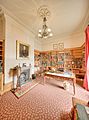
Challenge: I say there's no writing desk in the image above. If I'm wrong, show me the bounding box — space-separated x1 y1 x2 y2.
44 72 76 95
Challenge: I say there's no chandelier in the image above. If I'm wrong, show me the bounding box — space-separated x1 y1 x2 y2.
38 6 53 39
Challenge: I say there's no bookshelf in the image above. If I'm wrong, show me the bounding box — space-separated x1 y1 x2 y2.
0 40 4 93
34 43 85 73
34 50 41 67
81 43 85 69
64 50 73 70
0 40 4 73
57 52 64 71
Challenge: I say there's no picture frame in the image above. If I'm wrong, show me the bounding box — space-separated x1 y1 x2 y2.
53 44 58 50
16 40 30 59
58 43 64 51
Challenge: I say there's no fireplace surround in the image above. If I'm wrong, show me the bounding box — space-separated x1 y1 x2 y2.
12 65 31 88
18 67 30 86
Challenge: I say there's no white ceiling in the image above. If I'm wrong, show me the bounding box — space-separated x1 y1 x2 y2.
0 0 89 39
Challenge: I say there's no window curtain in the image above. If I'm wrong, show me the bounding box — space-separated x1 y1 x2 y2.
83 25 89 90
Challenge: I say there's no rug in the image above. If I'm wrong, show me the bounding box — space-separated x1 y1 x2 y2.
1 77 89 120
12 79 40 98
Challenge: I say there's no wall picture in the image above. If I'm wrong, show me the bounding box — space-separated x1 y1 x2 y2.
16 40 30 59
58 43 64 51
53 44 58 50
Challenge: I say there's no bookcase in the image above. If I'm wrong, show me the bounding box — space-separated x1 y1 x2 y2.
81 43 85 69
40 51 64 71
0 40 4 73
50 51 58 66
34 43 85 73
34 50 65 72
64 50 73 70
0 40 4 93
34 50 41 67
41 52 51 67
57 52 64 71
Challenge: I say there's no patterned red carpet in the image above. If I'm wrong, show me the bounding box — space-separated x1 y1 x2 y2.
0 78 89 120
13 79 40 98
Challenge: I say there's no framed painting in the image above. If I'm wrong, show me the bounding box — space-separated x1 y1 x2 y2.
16 40 30 59
58 43 64 51
53 44 58 50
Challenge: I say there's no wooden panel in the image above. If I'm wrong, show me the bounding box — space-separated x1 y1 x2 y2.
0 73 3 91
72 48 82 58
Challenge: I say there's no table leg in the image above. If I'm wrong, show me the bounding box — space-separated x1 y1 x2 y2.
73 78 76 95
43 76 46 85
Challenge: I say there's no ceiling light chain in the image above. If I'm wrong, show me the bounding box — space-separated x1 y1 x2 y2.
38 6 53 39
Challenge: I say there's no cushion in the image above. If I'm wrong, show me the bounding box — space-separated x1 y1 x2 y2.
76 103 89 120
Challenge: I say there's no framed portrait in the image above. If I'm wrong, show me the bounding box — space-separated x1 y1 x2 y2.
16 40 30 59
53 44 58 50
58 43 64 51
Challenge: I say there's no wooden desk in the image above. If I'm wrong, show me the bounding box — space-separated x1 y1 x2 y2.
44 72 76 95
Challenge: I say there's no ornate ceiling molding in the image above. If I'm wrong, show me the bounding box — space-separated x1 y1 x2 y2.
0 7 4 16
37 5 51 19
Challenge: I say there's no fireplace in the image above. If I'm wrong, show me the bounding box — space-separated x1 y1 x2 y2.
18 68 30 86
11 66 31 88
17 66 31 87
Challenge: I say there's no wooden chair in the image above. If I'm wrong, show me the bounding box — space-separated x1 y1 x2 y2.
72 97 89 120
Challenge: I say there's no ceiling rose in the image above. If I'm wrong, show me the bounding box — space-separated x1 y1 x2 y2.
37 5 51 19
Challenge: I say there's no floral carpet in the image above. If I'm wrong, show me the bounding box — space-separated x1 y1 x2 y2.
0 78 89 120
13 79 41 98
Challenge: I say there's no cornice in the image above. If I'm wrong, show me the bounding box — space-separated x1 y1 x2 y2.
41 30 84 44
0 4 88 44
81 5 89 31
0 5 35 36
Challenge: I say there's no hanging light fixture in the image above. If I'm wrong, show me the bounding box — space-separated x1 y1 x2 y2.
38 6 53 39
